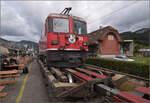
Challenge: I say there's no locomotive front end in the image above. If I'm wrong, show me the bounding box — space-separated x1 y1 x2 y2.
39 12 88 68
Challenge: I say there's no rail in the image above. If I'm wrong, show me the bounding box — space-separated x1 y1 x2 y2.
84 64 150 83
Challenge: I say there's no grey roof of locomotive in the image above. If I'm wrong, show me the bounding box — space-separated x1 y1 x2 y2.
48 13 86 22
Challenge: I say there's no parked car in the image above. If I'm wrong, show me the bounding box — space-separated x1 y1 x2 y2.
113 55 135 62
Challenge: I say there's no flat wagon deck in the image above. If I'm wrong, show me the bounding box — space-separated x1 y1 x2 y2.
38 58 150 102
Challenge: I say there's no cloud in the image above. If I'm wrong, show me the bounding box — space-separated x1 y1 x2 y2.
1 1 38 41
99 1 150 32
0 1 149 42
87 1 150 32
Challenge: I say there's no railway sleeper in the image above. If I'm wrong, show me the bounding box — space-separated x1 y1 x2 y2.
75 68 107 79
66 69 95 81
66 68 114 88
51 67 68 82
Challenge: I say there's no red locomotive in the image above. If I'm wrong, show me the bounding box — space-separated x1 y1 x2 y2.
39 7 88 68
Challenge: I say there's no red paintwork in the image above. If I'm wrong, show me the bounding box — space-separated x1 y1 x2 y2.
72 75 86 83
100 33 120 55
82 70 107 79
71 71 95 81
134 86 150 95
69 18 73 33
118 92 150 103
39 15 88 51
112 96 125 103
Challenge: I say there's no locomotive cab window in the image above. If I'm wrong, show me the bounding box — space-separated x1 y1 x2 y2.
47 18 53 32
73 20 86 35
53 18 69 33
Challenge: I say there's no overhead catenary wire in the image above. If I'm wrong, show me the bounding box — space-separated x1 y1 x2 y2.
88 1 139 26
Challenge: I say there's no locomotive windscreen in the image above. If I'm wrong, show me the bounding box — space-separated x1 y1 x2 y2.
73 20 86 35
53 18 69 33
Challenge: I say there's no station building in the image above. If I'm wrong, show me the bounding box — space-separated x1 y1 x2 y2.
88 26 133 58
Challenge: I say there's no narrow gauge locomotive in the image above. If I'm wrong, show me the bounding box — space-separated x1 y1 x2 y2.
39 7 88 68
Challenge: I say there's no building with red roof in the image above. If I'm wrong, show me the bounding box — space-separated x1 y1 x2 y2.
88 26 123 58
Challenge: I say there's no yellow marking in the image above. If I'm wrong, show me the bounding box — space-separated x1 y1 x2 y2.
16 63 32 103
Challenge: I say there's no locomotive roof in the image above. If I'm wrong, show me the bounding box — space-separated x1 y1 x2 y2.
48 13 86 22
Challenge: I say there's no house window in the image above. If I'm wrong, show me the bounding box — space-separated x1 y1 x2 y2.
108 35 114 40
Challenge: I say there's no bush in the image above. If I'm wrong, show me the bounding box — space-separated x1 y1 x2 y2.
86 58 149 78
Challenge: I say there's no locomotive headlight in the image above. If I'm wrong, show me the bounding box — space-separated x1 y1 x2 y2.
68 34 76 44
82 42 88 46
51 40 59 45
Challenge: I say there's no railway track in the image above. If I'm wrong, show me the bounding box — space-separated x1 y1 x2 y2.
84 64 150 84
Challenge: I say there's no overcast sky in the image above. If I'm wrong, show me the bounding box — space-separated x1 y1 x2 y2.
0 1 149 42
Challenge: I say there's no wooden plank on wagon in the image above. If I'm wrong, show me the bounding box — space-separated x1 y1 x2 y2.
48 74 57 83
51 67 67 82
54 82 78 88
66 69 95 81
112 74 126 81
